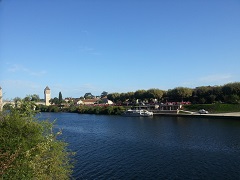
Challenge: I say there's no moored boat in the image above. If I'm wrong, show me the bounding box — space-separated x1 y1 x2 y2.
122 109 153 117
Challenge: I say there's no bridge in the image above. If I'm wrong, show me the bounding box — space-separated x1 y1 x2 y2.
0 101 14 111
0 101 45 111
0 86 48 111
0 101 18 111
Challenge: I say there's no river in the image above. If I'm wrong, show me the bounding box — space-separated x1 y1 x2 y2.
39 112 240 179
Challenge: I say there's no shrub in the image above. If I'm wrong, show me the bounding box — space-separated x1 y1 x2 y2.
0 100 73 179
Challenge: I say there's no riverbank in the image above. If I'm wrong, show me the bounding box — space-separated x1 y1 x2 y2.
155 111 240 119
183 103 240 113
36 104 240 119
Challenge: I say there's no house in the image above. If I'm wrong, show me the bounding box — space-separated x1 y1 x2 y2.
101 98 114 105
77 99 99 105
76 99 83 105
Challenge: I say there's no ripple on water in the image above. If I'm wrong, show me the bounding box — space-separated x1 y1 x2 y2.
39 113 240 179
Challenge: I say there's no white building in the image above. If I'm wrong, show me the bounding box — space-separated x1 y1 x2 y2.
44 86 51 106
77 99 98 105
101 98 114 105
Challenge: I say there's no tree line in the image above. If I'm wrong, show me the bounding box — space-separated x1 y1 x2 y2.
107 82 240 104
6 82 240 109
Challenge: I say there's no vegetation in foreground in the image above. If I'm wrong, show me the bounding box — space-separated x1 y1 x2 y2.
0 99 73 179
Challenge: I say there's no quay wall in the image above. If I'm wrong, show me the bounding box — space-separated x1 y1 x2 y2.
153 112 240 120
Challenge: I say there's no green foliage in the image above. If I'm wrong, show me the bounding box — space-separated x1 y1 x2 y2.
199 97 206 104
3 103 13 111
67 105 78 113
134 90 147 101
49 97 59 105
101 91 108 98
59 92 63 104
107 93 120 102
222 82 240 95
84 93 94 99
145 88 164 101
184 103 240 113
36 104 48 112
77 105 126 115
13 97 21 108
106 82 240 104
48 105 60 112
25 94 40 102
224 94 240 104
36 105 61 112
108 89 164 104
167 87 193 101
0 100 73 179
192 83 240 104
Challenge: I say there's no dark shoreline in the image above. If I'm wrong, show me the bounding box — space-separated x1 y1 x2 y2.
154 113 240 120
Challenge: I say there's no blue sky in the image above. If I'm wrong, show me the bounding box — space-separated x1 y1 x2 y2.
1 0 240 100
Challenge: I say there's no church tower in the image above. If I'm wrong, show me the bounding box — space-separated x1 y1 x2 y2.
0 87 2 111
44 86 51 106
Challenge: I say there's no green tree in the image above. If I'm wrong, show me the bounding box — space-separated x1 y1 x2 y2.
208 94 217 104
84 93 94 99
31 94 40 102
146 88 164 102
119 93 127 102
107 93 120 102
59 92 63 104
3 103 13 110
224 94 240 104
125 92 134 101
222 82 240 96
199 97 206 104
101 91 108 98
167 87 192 101
49 97 59 105
194 86 212 103
0 98 73 179
212 86 223 102
134 90 147 101
13 97 21 108
48 105 60 112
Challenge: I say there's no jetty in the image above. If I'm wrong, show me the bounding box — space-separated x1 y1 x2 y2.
132 103 183 115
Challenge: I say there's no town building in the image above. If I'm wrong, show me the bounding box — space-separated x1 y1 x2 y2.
77 99 98 105
44 86 51 106
101 98 114 105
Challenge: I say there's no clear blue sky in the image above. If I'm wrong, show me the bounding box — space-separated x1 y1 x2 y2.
1 0 240 100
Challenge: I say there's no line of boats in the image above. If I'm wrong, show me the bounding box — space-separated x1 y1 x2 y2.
122 109 153 117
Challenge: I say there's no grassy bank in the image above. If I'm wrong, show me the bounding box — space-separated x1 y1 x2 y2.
183 103 240 113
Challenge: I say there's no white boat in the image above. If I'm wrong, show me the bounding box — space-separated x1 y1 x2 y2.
122 109 153 117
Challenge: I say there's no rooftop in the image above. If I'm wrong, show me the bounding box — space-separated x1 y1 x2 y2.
44 86 50 90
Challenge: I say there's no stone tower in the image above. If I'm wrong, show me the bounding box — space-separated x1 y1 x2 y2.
0 87 2 111
44 86 51 106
